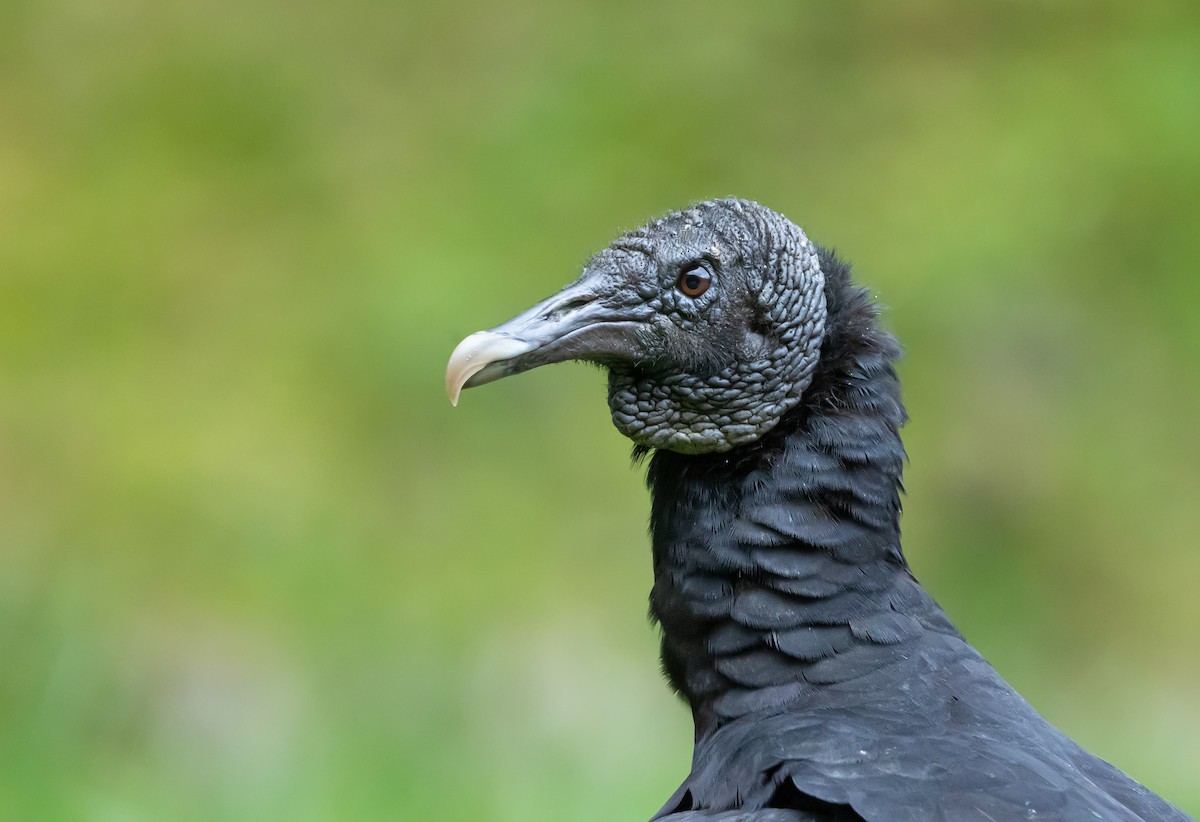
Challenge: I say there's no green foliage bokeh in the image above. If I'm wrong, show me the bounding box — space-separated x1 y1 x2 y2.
1 2 1198 819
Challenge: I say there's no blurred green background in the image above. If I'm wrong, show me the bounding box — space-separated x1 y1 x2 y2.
2 1 1198 819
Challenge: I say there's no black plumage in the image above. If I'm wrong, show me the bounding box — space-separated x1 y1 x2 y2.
446 200 1190 821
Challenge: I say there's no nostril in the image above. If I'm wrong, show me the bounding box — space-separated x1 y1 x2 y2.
567 293 598 310
545 294 596 320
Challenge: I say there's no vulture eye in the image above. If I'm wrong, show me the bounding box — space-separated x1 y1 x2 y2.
677 266 711 298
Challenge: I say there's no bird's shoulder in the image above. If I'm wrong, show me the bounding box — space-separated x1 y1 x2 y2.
657 633 1190 822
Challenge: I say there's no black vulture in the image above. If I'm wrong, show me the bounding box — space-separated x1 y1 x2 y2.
445 199 1189 821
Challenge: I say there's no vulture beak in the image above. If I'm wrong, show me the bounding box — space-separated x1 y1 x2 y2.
446 278 650 405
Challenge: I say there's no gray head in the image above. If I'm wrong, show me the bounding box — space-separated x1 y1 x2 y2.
446 199 828 454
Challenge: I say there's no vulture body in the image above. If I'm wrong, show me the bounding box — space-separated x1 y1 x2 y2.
446 200 1189 821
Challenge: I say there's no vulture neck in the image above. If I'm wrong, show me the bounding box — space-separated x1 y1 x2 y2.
643 251 920 739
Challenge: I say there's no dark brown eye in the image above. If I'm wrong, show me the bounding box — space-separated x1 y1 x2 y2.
677 266 711 298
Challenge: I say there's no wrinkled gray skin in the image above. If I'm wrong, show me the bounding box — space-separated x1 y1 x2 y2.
599 201 826 453
447 199 826 454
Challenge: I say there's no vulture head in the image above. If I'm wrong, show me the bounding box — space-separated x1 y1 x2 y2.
446 198 828 454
